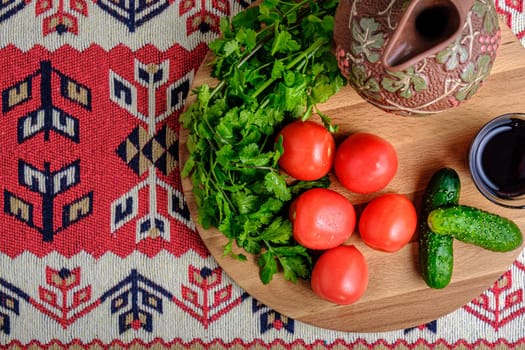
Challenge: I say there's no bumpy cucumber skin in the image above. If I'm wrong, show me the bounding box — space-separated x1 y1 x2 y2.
428 206 523 252
418 168 460 289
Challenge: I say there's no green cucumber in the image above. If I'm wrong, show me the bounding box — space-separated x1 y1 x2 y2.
418 168 460 289
428 205 523 252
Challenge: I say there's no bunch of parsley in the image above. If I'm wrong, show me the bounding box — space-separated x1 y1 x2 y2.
181 0 345 284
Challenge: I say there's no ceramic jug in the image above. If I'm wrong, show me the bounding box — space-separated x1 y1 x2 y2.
333 0 500 116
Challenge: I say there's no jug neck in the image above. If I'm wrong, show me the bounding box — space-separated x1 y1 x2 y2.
382 0 476 71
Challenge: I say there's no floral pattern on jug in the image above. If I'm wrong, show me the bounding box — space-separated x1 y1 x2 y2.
334 0 500 115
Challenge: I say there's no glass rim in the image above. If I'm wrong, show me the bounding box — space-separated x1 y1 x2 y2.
468 113 525 209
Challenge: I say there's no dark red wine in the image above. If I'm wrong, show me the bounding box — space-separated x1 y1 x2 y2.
477 118 525 199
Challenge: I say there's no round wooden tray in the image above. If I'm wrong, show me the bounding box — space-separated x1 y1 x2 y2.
179 21 525 332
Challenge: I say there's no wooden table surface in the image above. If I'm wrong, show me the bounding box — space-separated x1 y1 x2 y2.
179 20 525 332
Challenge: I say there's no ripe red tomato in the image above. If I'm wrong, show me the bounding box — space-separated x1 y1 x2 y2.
277 120 335 181
358 193 417 252
333 132 398 194
311 245 369 305
290 188 355 250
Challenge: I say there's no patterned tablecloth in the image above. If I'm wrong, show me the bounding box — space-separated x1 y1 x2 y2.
0 0 525 348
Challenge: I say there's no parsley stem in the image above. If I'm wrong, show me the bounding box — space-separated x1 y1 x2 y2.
236 165 276 171
251 36 329 99
209 162 238 215
282 0 311 18
209 80 225 101
237 36 270 69
287 37 329 70
209 36 270 102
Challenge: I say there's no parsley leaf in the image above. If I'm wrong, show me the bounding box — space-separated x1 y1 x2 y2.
264 171 291 201
271 27 301 55
258 250 279 284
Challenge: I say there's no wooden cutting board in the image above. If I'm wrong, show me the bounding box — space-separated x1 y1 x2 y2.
179 20 525 332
